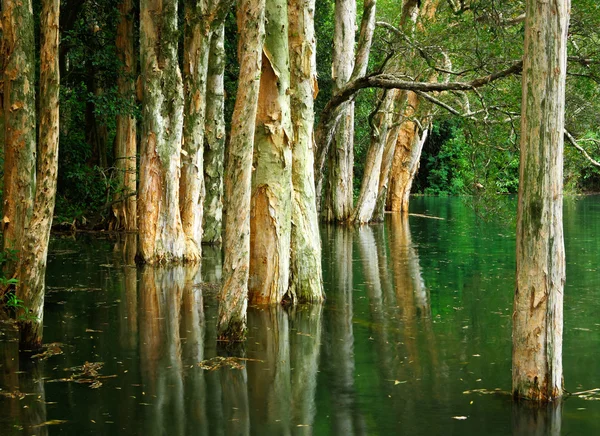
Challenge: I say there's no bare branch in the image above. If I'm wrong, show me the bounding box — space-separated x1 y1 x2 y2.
564 130 600 169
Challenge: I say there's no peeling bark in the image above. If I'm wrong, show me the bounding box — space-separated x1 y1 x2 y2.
512 0 569 402
138 0 191 263
321 0 356 223
249 0 293 305
1 0 36 273
288 0 324 303
13 0 60 349
112 0 137 231
203 24 226 245
217 0 265 339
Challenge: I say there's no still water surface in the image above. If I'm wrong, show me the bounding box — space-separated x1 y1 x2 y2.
1 197 600 435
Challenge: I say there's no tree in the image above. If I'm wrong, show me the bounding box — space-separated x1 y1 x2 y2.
1 0 36 272
288 0 324 302
112 0 137 231
180 0 233 257
1 0 60 348
137 0 195 263
513 0 570 402
321 0 356 223
203 24 227 245
217 0 266 339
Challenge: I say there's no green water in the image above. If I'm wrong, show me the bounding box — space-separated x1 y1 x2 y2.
1 196 599 435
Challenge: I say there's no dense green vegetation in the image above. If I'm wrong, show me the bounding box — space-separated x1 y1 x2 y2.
2 0 598 228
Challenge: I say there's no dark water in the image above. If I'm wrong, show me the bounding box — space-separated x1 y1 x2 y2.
1 196 600 435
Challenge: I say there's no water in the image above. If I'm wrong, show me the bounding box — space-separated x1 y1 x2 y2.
1 196 600 435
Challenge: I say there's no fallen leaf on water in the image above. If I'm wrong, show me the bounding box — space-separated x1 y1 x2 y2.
394 380 407 385
452 416 468 420
32 420 68 428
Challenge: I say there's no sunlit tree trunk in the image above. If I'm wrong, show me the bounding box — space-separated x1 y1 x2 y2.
1 0 36 273
203 24 226 245
388 91 421 213
288 0 324 303
322 0 356 223
351 91 395 224
249 0 293 305
217 0 265 339
14 0 60 348
138 0 191 263
112 0 137 231
513 0 569 402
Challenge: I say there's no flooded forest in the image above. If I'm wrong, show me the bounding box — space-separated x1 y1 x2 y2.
2 0 600 434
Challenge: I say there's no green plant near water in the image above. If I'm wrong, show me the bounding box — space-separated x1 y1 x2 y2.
0 249 38 322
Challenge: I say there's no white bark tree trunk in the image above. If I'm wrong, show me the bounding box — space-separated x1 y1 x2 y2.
512 0 569 402
203 24 226 245
288 0 324 303
322 0 356 223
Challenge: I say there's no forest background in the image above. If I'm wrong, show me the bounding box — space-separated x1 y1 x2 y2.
1 0 598 229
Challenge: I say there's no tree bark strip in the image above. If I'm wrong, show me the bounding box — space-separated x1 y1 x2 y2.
512 0 569 402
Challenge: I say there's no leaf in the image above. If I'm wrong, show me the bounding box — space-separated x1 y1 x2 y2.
394 380 407 385
452 416 468 420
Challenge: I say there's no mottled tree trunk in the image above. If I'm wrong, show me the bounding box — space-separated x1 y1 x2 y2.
138 0 192 263
288 0 324 303
112 0 137 231
1 0 36 273
14 0 60 349
512 0 569 402
351 90 395 224
322 0 356 223
217 0 265 339
248 0 293 305
203 24 226 245
391 122 428 214
180 0 211 257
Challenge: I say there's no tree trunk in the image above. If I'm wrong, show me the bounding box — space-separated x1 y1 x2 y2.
1 0 36 273
14 0 60 349
322 0 356 223
388 91 421 213
217 0 266 339
180 0 212 257
112 0 137 231
351 90 395 224
203 24 226 245
138 0 192 263
248 0 293 305
512 0 569 402
288 0 324 303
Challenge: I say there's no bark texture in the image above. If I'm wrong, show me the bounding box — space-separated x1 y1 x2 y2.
249 0 293 305
217 0 265 338
112 0 137 231
14 0 60 348
288 0 324 303
1 0 36 271
138 0 191 263
512 0 569 402
388 91 421 213
203 24 226 244
322 0 356 222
